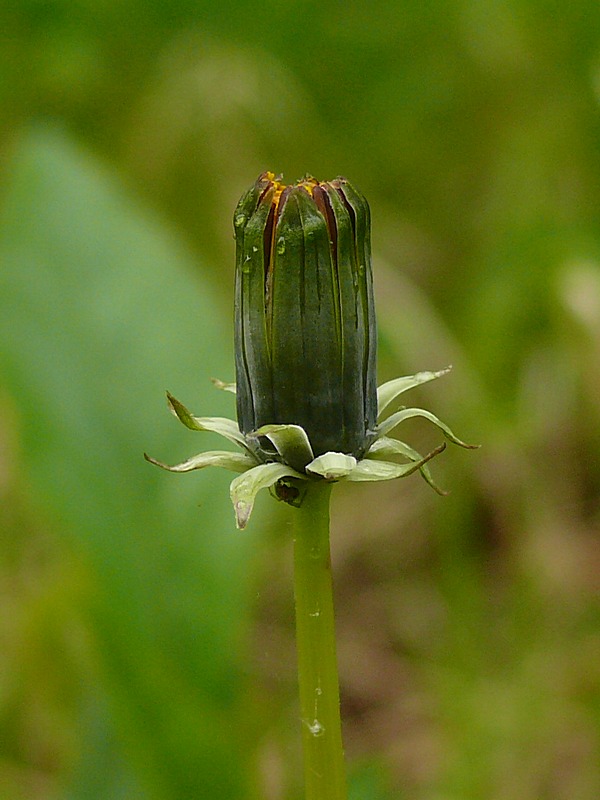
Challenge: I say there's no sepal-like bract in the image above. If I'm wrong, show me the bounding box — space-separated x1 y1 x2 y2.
145 367 477 529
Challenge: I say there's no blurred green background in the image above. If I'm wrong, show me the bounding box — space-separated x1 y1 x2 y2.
1 1 599 798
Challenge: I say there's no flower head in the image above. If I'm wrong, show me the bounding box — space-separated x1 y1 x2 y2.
234 172 377 467
145 174 478 528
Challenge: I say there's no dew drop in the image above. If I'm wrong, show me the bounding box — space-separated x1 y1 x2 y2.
234 214 246 228
252 245 258 253
307 719 324 737
276 236 286 255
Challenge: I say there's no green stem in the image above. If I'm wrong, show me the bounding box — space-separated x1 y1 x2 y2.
292 481 347 800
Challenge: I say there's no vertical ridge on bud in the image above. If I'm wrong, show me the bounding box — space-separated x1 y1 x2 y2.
234 173 378 467
332 178 378 442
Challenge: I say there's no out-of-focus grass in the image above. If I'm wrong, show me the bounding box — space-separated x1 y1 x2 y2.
1 2 599 799
0 127 260 799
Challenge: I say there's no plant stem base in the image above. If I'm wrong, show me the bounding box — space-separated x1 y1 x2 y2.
293 481 347 800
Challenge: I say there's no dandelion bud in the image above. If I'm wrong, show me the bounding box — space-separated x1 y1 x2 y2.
234 172 378 466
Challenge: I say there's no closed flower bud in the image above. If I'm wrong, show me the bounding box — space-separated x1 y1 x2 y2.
148 174 473 527
234 172 378 468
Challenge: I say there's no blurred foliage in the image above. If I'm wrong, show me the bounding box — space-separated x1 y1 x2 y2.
1 1 599 799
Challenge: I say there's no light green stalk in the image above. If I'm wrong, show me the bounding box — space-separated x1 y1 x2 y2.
292 481 347 800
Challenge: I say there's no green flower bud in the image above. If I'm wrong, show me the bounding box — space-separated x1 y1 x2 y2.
234 172 378 468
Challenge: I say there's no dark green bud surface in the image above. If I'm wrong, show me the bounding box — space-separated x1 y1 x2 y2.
234 172 377 467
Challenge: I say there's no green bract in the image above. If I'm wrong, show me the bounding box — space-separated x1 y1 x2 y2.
145 369 477 529
145 174 478 528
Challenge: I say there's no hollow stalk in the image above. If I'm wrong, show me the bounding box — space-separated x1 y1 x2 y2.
292 481 347 800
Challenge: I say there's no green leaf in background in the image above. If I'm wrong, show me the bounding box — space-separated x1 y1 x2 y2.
0 125 258 799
